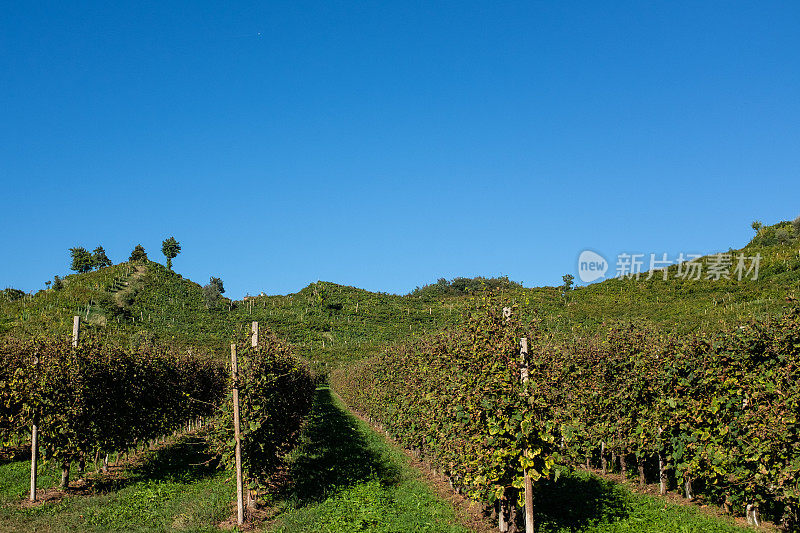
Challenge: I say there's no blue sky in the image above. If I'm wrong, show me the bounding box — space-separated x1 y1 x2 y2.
2 1 799 298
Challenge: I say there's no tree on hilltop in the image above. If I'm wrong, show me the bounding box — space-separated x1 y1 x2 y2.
209 276 225 294
203 276 225 308
161 237 181 270
92 246 112 269
69 247 93 273
129 244 148 262
561 273 574 304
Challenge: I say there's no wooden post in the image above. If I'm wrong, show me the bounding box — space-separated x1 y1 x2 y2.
29 354 39 502
601 441 607 474
498 499 509 532
251 321 258 348
620 452 627 480
72 315 80 347
658 427 667 495
58 317 81 489
231 344 244 525
520 337 534 533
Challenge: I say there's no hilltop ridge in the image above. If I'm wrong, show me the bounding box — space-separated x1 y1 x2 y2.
2 218 799 363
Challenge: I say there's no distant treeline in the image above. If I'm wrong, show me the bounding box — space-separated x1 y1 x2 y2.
410 275 523 297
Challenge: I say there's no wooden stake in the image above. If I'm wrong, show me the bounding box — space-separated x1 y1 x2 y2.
601 441 607 474
29 354 39 502
498 499 508 532
72 315 80 347
231 344 244 525
251 321 258 348
658 427 667 495
520 337 534 533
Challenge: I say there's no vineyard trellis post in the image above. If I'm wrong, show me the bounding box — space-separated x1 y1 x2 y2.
248 321 258 510
29 353 39 502
520 337 534 533
57 315 82 488
72 315 80 347
231 343 245 525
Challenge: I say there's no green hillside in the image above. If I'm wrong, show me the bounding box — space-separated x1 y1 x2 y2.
2 219 799 364
0 261 467 364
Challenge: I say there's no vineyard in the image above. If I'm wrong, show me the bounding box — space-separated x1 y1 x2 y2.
0 320 316 530
333 298 800 531
0 333 225 487
1 221 799 530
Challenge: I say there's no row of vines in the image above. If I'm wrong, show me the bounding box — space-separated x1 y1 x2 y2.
0 334 226 485
332 299 800 530
0 324 316 509
208 329 316 500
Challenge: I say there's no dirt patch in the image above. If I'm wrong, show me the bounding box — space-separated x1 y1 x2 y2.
20 478 93 508
218 497 283 531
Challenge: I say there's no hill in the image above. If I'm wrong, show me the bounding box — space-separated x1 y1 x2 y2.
2 218 799 363
0 261 465 363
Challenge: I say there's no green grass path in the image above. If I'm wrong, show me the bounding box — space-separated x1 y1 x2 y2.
0 435 231 532
265 387 469 533
531 468 754 533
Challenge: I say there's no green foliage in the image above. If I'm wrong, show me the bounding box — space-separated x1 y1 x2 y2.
751 220 763 233
793 216 800 235
333 298 559 511
91 246 112 269
747 220 797 247
161 237 181 270
207 331 315 489
411 275 523 297
561 274 574 302
336 301 800 527
0 434 232 531
776 227 793 244
52 275 63 291
202 281 223 308
0 335 226 470
129 244 148 262
1 288 25 302
209 276 224 294
69 247 93 274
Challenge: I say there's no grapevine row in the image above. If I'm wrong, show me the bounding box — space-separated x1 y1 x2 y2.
332 298 800 529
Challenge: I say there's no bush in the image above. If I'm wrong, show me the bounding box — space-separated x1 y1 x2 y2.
129 244 148 262
1 288 26 302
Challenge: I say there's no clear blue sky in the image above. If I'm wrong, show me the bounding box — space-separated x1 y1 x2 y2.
2 1 799 299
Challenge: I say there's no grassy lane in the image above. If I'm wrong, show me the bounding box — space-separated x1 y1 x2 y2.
266 387 470 533
532 469 755 533
0 434 231 532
